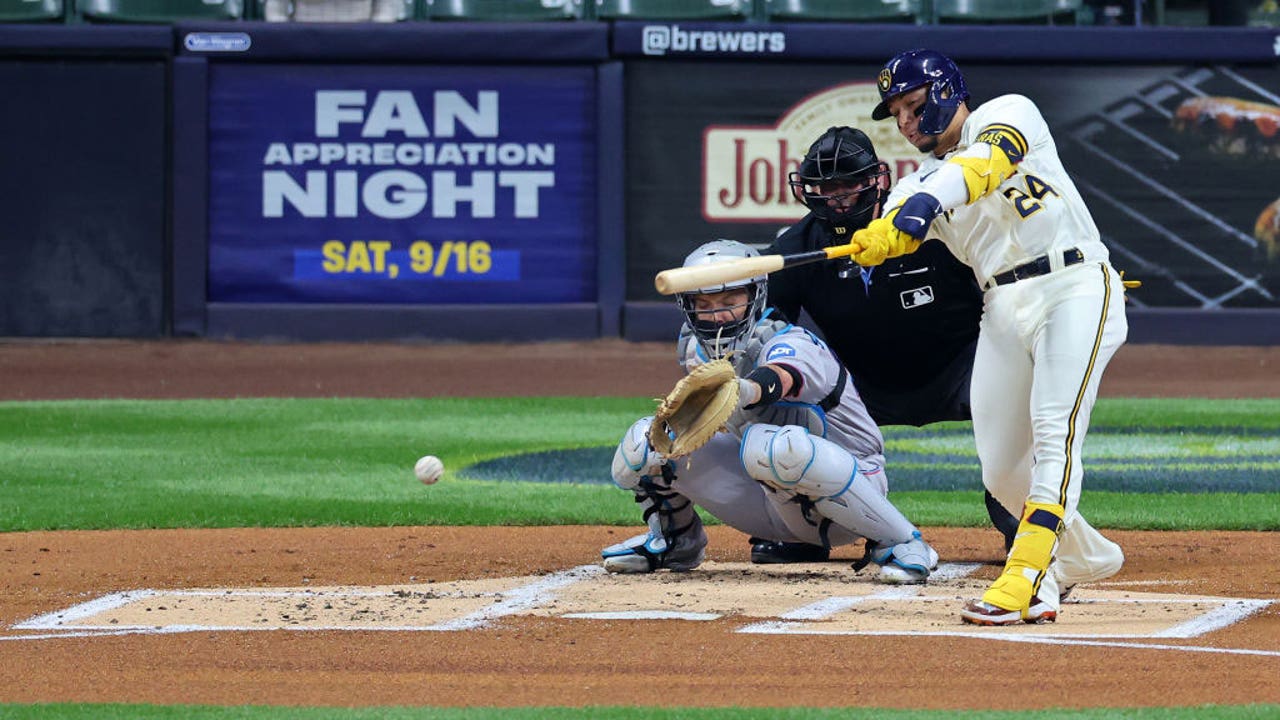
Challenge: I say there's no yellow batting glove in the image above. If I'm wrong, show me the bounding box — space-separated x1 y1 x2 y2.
851 221 891 266
887 230 923 258
853 206 921 266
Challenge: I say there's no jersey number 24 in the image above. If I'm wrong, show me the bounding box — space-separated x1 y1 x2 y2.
1003 174 1059 218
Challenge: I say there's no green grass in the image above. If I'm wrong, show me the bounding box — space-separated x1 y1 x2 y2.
1091 398 1280 429
1 397 1277 532
888 490 1279 530
1 705 1277 720
0 398 646 531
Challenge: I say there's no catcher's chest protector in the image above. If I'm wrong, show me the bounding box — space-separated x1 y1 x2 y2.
677 318 790 375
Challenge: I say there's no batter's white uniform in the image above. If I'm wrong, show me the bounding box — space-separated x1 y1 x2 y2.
891 94 1127 605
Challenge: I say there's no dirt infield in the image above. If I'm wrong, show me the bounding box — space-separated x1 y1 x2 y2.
1 340 1278 710
2 339 1278 400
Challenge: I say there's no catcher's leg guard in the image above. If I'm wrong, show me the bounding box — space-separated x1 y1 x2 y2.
604 417 706 573
741 424 932 583
963 501 1064 625
601 471 707 574
610 416 668 490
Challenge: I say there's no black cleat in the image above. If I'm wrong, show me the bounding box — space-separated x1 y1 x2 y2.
749 538 831 564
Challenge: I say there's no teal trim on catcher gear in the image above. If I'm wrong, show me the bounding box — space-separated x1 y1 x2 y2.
868 531 938 585
602 470 707 574
601 512 707 573
610 416 669 491
741 424 923 563
676 240 771 360
741 424 856 498
747 401 830 439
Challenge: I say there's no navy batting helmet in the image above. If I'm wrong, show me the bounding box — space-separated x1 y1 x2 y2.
788 126 889 231
871 49 969 136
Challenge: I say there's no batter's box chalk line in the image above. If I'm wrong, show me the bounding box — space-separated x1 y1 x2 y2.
2 562 1276 657
4 565 605 639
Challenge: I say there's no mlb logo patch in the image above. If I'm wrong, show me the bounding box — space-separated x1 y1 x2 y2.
900 286 935 309
766 344 797 361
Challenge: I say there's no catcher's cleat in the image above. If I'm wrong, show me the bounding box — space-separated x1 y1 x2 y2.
749 538 830 564
878 564 930 585
866 532 938 585
602 549 662 574
601 525 707 574
960 595 1058 626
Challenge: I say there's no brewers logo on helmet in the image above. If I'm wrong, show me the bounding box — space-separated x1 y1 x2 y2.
871 48 969 136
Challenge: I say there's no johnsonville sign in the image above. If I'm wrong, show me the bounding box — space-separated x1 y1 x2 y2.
701 82 922 223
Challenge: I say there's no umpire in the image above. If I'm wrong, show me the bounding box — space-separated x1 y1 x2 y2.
751 126 1018 562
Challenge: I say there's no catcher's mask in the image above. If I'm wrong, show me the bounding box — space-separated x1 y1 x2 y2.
788 126 890 233
871 48 969 136
676 240 768 359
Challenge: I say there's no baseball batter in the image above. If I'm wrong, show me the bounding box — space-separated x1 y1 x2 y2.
854 49 1128 625
601 240 938 584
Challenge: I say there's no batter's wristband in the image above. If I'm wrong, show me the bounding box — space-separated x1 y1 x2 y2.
744 366 784 408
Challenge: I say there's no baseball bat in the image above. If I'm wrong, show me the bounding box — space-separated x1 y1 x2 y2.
653 242 864 295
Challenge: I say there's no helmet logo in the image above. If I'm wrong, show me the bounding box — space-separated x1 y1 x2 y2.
877 68 892 93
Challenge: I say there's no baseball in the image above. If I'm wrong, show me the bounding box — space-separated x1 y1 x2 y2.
414 455 444 485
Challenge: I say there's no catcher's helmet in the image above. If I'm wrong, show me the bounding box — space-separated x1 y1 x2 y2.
871 48 969 136
788 126 890 232
676 240 768 358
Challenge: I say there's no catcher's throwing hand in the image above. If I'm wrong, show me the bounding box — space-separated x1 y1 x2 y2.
648 358 740 458
851 204 924 266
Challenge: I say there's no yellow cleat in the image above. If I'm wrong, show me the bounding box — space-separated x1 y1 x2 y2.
963 501 1064 622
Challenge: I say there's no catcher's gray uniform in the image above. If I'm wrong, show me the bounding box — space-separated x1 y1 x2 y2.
601 240 936 583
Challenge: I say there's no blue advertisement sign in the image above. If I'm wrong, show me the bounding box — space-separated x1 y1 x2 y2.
208 64 596 304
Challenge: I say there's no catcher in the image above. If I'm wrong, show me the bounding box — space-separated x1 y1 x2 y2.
600 240 938 584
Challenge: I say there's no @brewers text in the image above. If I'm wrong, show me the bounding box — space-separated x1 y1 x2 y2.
641 25 785 56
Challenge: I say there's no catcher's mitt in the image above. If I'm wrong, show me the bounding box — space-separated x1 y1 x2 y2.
648 358 740 458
